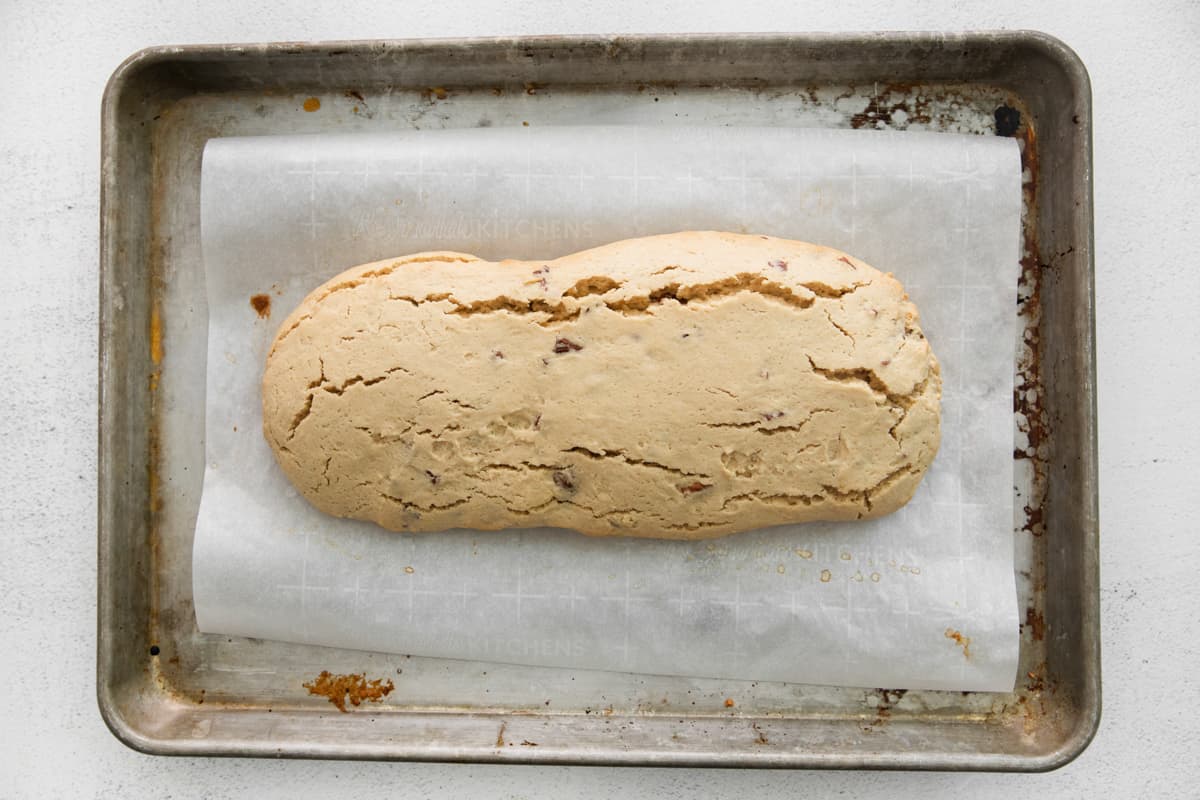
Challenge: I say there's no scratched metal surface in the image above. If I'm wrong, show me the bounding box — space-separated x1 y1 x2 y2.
97 32 1097 768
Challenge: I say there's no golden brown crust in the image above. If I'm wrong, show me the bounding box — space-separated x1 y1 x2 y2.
262 231 941 539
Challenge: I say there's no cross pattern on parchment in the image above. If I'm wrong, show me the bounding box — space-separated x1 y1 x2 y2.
349 157 374 192
501 137 564 209
340 573 371 616
460 159 485 192
556 583 588 622
709 576 762 671
675 165 705 204
779 587 809 619
413 576 470 614
573 165 594 197
380 535 420 624
491 565 548 626
444 579 479 612
713 153 761 221
392 147 449 205
819 156 897 253
275 530 330 642
594 541 657 668
381 575 416 625
285 143 342 269
604 141 664 229
669 582 696 620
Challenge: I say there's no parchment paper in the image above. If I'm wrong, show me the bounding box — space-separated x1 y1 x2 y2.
194 126 1021 691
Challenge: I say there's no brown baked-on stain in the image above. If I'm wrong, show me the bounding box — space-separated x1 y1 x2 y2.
1024 607 1046 641
147 395 163 513
867 688 908 729
847 83 936 130
250 294 272 318
302 671 395 712
944 628 972 659
1013 111 1049 487
302 97 321 112
1021 503 1045 537
149 302 164 364
1002 105 1053 681
1000 661 1059 736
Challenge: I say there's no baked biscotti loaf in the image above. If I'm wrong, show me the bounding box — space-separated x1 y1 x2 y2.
262 231 941 539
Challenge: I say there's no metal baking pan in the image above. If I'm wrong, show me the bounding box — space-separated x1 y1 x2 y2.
98 32 1097 769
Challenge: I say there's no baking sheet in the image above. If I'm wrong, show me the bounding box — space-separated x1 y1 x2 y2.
194 126 1021 691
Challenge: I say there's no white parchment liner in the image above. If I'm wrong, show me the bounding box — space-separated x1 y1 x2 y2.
194 126 1021 691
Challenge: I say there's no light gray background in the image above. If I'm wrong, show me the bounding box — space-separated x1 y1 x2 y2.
1 0 1196 796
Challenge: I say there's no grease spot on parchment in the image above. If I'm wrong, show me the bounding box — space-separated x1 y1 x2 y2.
944 628 972 659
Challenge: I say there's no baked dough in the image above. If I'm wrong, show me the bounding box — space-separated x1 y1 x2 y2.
262 231 941 539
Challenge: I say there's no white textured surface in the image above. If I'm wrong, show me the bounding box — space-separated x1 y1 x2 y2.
1 0 1197 796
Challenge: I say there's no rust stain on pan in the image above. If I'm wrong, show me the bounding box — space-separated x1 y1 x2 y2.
849 83 935 129
857 688 911 732
147 432 162 515
1021 502 1045 538
1024 607 1046 641
1012 111 1048 480
345 89 375 119
1000 101 1054 725
303 671 395 712
149 301 164 364
842 83 1009 132
994 662 1064 737
143 125 170 689
1006 107 1058 742
866 687 908 729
